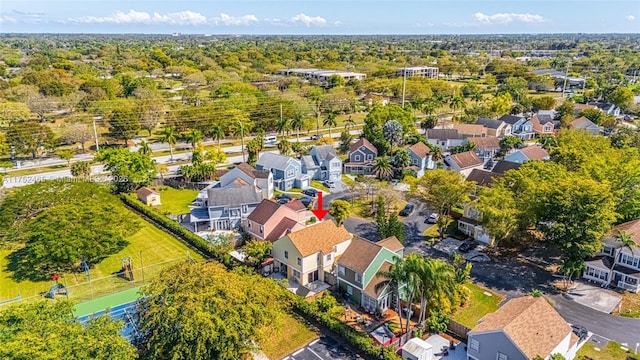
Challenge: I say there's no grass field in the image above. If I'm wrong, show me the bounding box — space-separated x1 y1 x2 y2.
0 212 203 305
255 312 318 359
156 187 199 216
618 292 640 318
576 341 636 360
452 283 503 328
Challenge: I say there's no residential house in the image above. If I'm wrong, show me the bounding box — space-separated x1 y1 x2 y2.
498 114 534 140
188 184 263 232
426 129 465 151
593 102 620 117
490 160 521 175
219 162 274 199
407 142 434 178
256 152 308 191
137 187 161 206
450 123 487 138
467 136 501 160
467 296 582 360
272 220 352 287
305 145 342 181
245 199 307 241
466 169 499 188
344 138 378 175
583 219 640 293
572 103 598 117
570 116 600 135
476 118 512 137
531 113 560 136
444 151 484 178
457 198 492 245
337 236 404 313
504 145 550 164
361 93 390 107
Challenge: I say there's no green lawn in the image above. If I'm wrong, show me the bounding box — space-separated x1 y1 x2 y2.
341 174 355 186
256 312 318 359
576 341 636 360
310 180 330 192
156 187 199 215
0 213 203 305
452 283 503 328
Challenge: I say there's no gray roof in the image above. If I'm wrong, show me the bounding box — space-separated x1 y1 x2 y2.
301 155 318 169
498 114 525 125
476 118 505 129
207 186 262 207
256 152 299 170
312 145 338 162
189 208 210 222
536 114 555 124
426 129 463 140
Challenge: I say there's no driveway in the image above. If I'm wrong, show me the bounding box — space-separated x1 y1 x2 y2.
565 282 622 314
283 336 356 360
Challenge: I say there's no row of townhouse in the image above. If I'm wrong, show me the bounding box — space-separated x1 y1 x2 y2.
343 138 435 177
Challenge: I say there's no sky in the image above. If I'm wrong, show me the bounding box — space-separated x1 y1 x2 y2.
0 0 639 34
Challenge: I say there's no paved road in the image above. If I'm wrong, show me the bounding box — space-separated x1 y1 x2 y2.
283 336 356 360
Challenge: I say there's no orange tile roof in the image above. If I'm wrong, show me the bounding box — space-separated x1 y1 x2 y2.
450 151 483 169
286 220 352 257
408 142 431 158
520 145 549 161
470 296 572 359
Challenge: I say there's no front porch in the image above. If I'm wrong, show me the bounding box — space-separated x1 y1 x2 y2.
269 272 331 298
613 267 640 293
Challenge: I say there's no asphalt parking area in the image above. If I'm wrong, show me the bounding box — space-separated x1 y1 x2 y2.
284 336 355 360
566 282 622 313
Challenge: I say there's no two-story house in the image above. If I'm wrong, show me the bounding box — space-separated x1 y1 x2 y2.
272 220 352 287
450 123 487 138
188 184 263 232
467 296 582 360
593 102 620 117
219 162 274 199
245 199 307 241
444 151 484 178
306 145 342 180
457 198 493 245
570 116 600 136
531 113 560 136
476 118 512 137
344 138 378 175
504 145 550 164
336 236 404 313
256 152 308 191
407 142 434 178
498 114 534 140
467 136 501 160
583 219 640 293
426 129 465 150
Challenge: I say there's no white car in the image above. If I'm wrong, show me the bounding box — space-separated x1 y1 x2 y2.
426 213 439 224
324 180 335 188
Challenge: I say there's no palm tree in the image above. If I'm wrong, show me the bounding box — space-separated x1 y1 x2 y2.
323 112 338 138
344 115 356 131
290 112 304 142
617 231 636 255
276 116 289 141
159 126 177 161
372 156 394 180
414 258 457 324
277 139 292 156
185 129 203 149
471 91 484 103
229 122 247 163
138 140 152 156
375 257 408 334
207 123 225 148
429 145 443 162
449 95 466 121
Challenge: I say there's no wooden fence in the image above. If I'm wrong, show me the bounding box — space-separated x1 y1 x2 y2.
447 320 471 341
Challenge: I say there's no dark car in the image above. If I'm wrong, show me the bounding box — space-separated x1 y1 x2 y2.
302 188 318 197
458 240 477 253
571 325 588 341
299 196 314 207
275 194 292 204
399 203 415 216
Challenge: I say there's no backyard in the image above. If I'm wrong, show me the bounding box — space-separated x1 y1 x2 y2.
155 187 199 216
255 312 318 359
451 282 503 328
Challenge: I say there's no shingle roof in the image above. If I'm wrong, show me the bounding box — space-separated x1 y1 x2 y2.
312 145 338 162
451 124 487 136
426 129 463 140
408 142 430 159
449 151 483 169
468 136 500 150
571 116 598 130
301 155 318 169
247 199 282 223
498 114 525 125
338 236 403 274
610 219 640 247
491 160 521 174
585 255 614 270
364 261 393 298
256 152 298 170
466 169 499 187
266 217 300 242
235 162 271 179
286 220 351 257
349 138 377 154
137 187 158 197
207 186 262 207
284 199 307 211
534 114 555 125
476 118 504 129
520 146 549 161
470 296 572 359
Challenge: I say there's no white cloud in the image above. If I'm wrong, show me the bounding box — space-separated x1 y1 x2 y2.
70 9 207 25
212 13 259 26
153 11 207 25
473 12 545 24
627 15 636 21
0 16 17 23
289 13 327 26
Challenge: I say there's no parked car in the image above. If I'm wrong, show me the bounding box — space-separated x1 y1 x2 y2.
571 325 588 341
302 188 318 197
324 180 335 188
426 213 439 224
399 203 415 216
458 240 477 253
299 196 314 207
275 194 292 204
310 134 320 140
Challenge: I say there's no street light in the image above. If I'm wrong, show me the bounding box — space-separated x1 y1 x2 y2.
237 121 246 163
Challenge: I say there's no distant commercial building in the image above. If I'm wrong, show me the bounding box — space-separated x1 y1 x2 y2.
396 66 439 78
279 68 366 82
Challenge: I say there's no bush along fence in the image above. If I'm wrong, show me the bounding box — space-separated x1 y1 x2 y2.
122 193 400 360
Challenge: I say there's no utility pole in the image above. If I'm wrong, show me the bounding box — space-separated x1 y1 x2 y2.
401 66 407 109
92 117 100 151
239 121 246 163
280 104 283 138
561 61 570 99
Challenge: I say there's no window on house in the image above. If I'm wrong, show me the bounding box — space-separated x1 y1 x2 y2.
293 270 300 279
497 353 508 360
287 169 294 177
354 154 361 162
297 257 302 266
248 223 251 229
338 265 345 275
284 251 288 259
242 205 248 213
356 273 362 283
367 154 373 160
347 285 353 295
469 339 479 352
326 254 332 261
260 225 264 234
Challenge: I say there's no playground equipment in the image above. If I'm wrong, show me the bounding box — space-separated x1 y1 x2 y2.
120 258 134 281
44 283 68 299
81 259 91 283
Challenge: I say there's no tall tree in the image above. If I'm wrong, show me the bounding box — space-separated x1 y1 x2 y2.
108 107 140 147
56 149 75 165
372 156 394 180
70 161 91 178
159 126 177 161
323 111 338 138
290 112 304 142
138 140 152 156
207 123 226 148
61 121 93 153
6 122 56 159
383 120 404 151
185 128 203 149
329 200 351 226
95 148 157 193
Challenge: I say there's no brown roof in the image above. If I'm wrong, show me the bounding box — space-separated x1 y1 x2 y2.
338 236 403 274
284 200 307 211
573 103 597 112
466 169 500 187
287 220 351 257
452 123 487 137
349 138 378 155
491 160 521 174
137 187 158 197
611 219 640 247
247 199 282 223
470 296 572 359
468 136 500 150
236 162 270 179
427 128 463 140
364 261 393 298
520 146 549 161
449 151 483 169
408 142 430 158
266 217 300 242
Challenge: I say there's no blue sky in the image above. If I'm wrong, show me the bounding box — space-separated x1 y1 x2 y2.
1 0 639 34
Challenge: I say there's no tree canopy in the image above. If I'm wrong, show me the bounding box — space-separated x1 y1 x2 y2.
96 148 157 193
